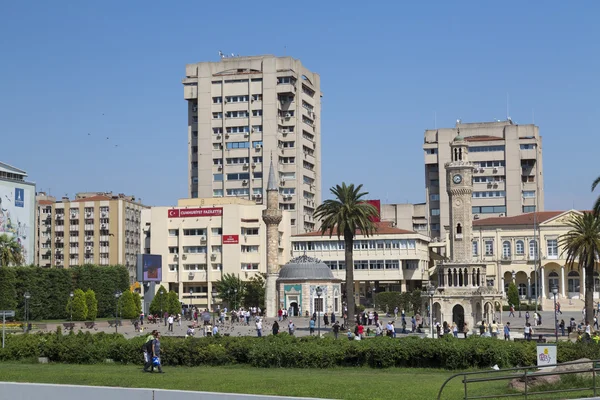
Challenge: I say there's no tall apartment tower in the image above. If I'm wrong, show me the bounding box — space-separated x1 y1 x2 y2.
183 55 322 235
35 192 147 283
423 120 544 241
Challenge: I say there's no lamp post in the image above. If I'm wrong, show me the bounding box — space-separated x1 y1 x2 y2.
189 289 193 310
24 292 31 332
315 286 323 337
211 288 218 326
427 285 435 338
234 289 238 310
69 292 74 323
372 287 377 312
159 287 165 319
552 285 559 342
114 290 122 333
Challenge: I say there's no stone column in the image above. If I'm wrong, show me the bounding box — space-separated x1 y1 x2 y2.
527 276 531 299
561 265 566 298
262 189 282 318
540 266 546 299
501 277 505 295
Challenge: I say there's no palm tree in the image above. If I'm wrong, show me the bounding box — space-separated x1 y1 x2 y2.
559 213 600 325
0 233 24 267
314 183 379 328
592 177 600 215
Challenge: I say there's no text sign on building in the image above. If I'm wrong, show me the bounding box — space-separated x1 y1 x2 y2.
223 235 239 244
167 208 223 218
15 188 24 208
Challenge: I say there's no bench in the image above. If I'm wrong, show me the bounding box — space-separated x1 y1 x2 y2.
84 322 96 329
514 338 547 343
63 322 75 330
107 320 122 328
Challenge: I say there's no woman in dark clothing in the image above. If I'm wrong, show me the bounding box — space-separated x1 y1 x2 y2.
272 321 279 335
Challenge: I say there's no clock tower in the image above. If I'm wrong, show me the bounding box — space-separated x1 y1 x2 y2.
445 131 474 262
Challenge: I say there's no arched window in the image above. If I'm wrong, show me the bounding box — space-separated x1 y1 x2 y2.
457 224 462 235
454 148 458 161
518 283 527 297
458 148 463 160
529 240 538 260
516 240 524 255
502 241 511 258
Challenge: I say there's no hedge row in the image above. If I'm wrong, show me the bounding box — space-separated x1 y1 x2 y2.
2 330 600 369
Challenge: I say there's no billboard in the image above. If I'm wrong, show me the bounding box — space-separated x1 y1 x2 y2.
0 180 35 264
137 254 162 282
168 208 223 218
366 200 381 222
222 234 239 244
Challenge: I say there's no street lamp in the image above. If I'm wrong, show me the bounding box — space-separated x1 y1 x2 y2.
23 292 31 333
427 285 435 338
69 292 74 323
114 290 122 333
234 289 238 310
159 287 165 320
552 285 559 342
372 287 377 312
189 289 193 310
315 286 323 337
211 288 218 326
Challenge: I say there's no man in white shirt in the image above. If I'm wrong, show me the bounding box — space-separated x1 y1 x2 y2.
256 318 263 337
167 315 174 332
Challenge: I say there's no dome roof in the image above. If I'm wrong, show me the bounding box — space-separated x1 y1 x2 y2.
278 255 337 281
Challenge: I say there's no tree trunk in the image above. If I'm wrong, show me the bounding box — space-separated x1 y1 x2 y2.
344 234 355 330
585 263 595 326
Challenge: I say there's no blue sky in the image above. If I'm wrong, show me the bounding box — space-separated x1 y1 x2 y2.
1 1 598 210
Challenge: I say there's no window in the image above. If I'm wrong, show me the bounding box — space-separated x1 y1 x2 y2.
431 208 440 216
425 148 438 154
226 188 249 196
280 172 296 181
279 157 295 164
523 206 536 213
252 125 263 132
168 229 178 237
183 246 207 253
226 110 249 118
475 161 506 168
520 144 536 150
242 227 259 235
251 94 262 101
213 128 223 134
168 247 178 254
226 126 249 133
184 264 207 271
529 240 538 260
547 239 558 258
241 245 259 253
472 241 478 256
473 176 505 183
430 194 440 201
183 229 206 236
211 246 222 253
472 206 507 214
404 260 419 270
213 174 223 181
279 203 295 210
385 260 400 270
472 191 506 198
469 145 505 152
485 240 494 256
226 142 250 149
212 96 222 103
241 263 259 270
502 241 511 258
225 95 249 103
212 112 223 119
522 191 536 198
277 76 295 84
279 140 295 148
516 240 525 255
279 188 295 195
213 189 223 197
252 141 263 148
522 175 535 183
226 173 250 181
226 157 249 165
430 179 439 186
211 228 222 236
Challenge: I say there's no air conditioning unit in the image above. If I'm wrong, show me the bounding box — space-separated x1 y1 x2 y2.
251 163 256 169
216 134 222 140
282 129 289 134
285 112 292 118
101 224 107 229
479 168 484 173
225 133 230 138
70 213 77 218
280 180 286 186
473 215 480 220
217 164 222 170
493 167 498 173
188 272 195 279
86 246 92 251
211 253 217 260
86 212 91 217
242 180 248 185
192 105 198 112
256 144 262 149
174 254 179 259
200 235 207 242
86 236 92 241
251 128 255 133
182 254 187 260
243 163 249 169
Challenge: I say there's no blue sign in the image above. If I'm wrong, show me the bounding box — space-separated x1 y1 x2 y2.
15 188 24 208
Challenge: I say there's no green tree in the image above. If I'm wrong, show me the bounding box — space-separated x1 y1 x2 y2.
0 267 17 311
591 178 600 215
409 289 422 315
0 233 24 266
85 289 98 321
559 212 600 323
132 292 142 316
506 282 520 309
66 289 88 321
149 285 168 315
119 290 137 319
166 291 181 315
313 183 378 328
243 273 266 309
214 274 245 309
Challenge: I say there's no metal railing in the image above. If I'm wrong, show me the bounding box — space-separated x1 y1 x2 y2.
437 359 600 400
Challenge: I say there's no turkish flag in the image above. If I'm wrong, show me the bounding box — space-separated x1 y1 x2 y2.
168 209 180 218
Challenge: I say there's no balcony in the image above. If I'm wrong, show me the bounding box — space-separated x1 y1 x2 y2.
184 270 207 282
184 85 198 100
276 83 296 95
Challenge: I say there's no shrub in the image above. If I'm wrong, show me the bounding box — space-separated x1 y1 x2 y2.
120 290 138 319
149 285 168 315
66 289 88 321
85 290 98 321
167 291 181 315
506 283 519 308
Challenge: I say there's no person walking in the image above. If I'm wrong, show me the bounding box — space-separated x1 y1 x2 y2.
255 318 263 337
167 314 174 332
330 311 335 324
508 304 515 317
151 332 164 373
309 318 315 335
288 320 295 335
559 319 565 336
504 322 511 341
332 321 340 339
491 320 499 338
272 321 279 335
525 311 530 325
142 330 157 372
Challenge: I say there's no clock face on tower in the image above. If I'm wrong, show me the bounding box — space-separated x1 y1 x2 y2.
453 174 463 184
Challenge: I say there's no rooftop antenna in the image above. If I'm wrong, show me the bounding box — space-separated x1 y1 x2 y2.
218 50 224 59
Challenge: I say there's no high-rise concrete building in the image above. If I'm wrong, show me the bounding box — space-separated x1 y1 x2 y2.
423 120 544 241
183 55 322 235
35 192 146 282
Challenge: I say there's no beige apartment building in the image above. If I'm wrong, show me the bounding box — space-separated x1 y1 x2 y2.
183 55 322 235
424 120 544 241
380 202 429 235
465 210 589 311
144 197 292 307
35 192 146 282
290 222 431 304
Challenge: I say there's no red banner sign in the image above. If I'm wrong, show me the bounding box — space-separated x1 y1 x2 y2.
168 208 223 218
222 235 239 244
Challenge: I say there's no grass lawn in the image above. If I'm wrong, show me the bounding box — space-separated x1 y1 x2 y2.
0 363 596 400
